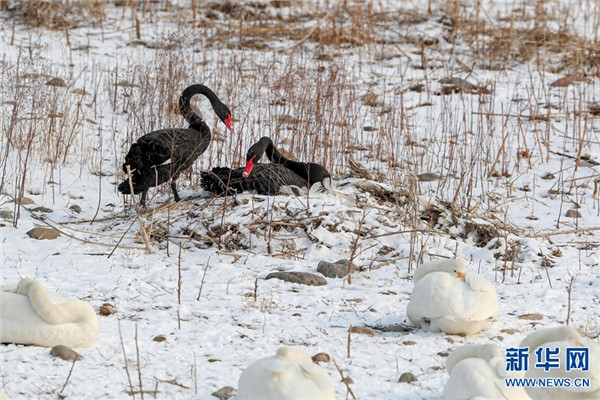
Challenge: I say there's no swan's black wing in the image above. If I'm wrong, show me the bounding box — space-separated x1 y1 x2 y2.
119 127 209 195
201 163 308 196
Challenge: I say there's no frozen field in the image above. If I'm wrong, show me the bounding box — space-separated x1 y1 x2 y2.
1 1 599 399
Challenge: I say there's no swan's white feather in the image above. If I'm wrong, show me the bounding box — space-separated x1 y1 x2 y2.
519 326 600 399
237 347 335 400
444 344 530 400
407 259 499 335
1 279 98 348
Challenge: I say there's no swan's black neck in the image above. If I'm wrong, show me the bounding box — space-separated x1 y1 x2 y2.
250 137 314 183
243 137 331 188
261 138 288 165
178 84 222 129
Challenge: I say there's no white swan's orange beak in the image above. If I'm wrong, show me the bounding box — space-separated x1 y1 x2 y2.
457 272 466 281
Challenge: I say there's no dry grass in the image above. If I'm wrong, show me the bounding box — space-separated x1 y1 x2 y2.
1 0 106 29
3 5 599 398
1 0 599 241
440 0 600 74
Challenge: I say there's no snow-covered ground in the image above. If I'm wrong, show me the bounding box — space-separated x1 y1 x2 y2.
1 1 599 399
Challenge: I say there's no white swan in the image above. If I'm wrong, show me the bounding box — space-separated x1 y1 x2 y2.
237 347 335 400
519 325 600 399
0 278 98 348
443 343 531 400
406 259 499 335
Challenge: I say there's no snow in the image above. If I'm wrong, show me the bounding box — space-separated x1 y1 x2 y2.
1 0 599 399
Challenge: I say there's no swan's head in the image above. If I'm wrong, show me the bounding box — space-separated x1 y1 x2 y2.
476 343 501 360
243 155 256 178
547 326 580 344
243 137 271 178
446 343 500 373
445 259 467 280
215 102 233 132
276 347 314 363
222 111 233 132
16 278 38 295
414 259 468 282
520 325 583 350
223 113 233 132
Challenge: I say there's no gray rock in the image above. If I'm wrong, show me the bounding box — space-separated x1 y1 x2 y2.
317 259 356 278
565 209 581 218
153 335 167 342
266 271 327 286
31 206 53 213
398 372 417 383
312 353 330 363
212 386 235 399
69 205 82 213
349 326 374 336
50 345 82 361
46 77 66 87
406 83 425 92
417 173 440 182
27 227 60 240
382 324 410 333
518 313 543 320
0 210 13 220
439 77 478 94
350 271 379 286
16 197 35 205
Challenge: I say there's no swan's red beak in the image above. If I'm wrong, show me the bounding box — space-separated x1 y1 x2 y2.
457 272 466 281
243 156 255 178
224 114 233 132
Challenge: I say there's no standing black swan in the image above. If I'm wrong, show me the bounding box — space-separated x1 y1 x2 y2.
118 84 233 206
200 136 331 195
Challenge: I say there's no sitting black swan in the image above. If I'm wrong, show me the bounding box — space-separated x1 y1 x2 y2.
118 84 233 206
200 136 331 195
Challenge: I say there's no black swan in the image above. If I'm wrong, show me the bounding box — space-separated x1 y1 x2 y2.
200 136 331 195
118 84 233 206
